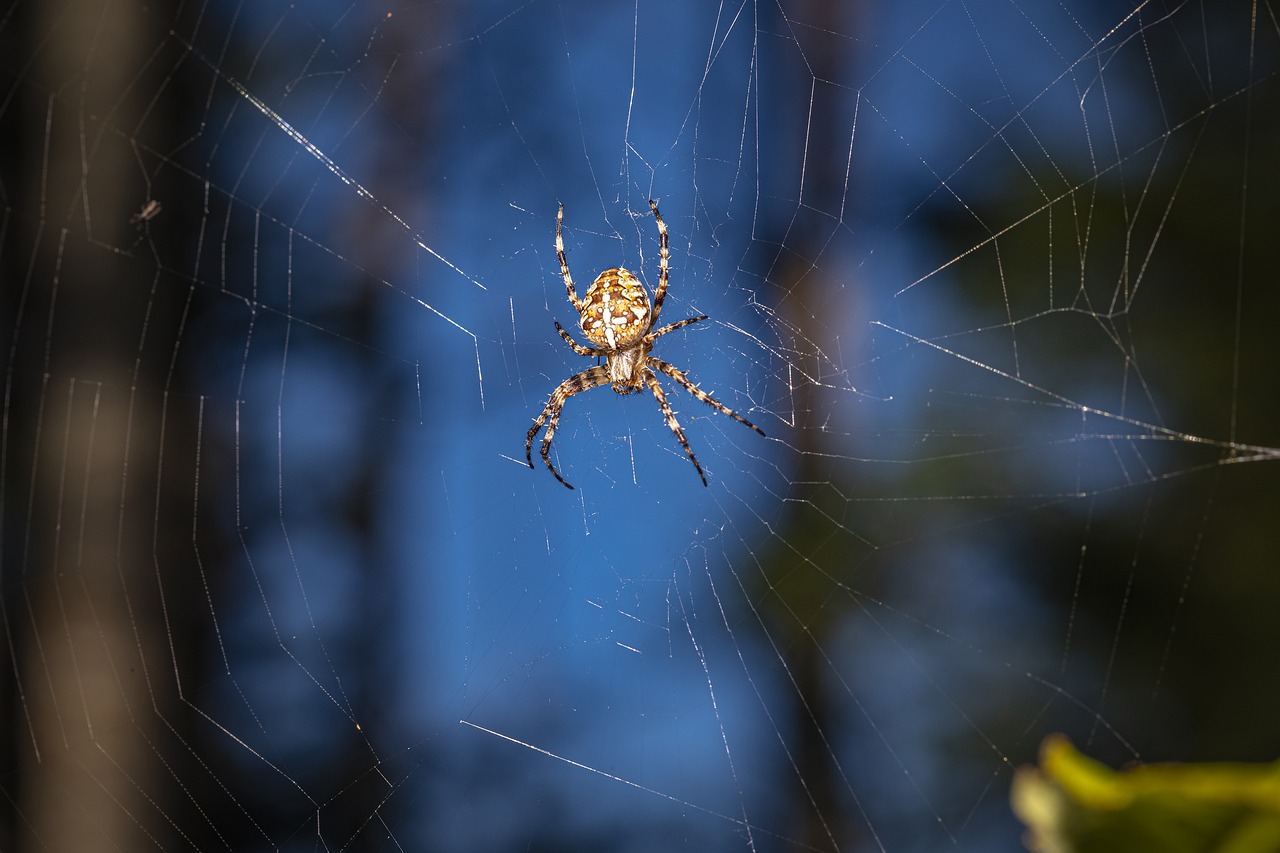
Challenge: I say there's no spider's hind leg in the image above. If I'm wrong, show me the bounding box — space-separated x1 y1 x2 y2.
556 204 584 313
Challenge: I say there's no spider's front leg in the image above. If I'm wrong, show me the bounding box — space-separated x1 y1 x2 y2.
526 365 610 489
642 369 708 487
651 358 765 437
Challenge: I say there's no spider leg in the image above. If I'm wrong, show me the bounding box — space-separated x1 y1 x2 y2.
642 368 708 487
650 358 766 436
647 200 670 325
556 205 585 313
526 365 611 489
647 314 708 343
555 321 608 357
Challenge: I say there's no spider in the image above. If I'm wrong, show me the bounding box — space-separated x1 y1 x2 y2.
526 200 764 489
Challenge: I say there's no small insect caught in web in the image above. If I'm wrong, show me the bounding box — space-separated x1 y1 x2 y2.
130 199 162 227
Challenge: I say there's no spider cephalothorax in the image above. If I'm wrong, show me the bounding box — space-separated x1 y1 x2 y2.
525 200 764 489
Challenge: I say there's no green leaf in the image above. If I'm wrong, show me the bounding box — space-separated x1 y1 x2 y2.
1012 735 1280 853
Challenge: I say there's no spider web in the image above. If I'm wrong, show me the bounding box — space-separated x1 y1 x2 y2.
2 0 1278 850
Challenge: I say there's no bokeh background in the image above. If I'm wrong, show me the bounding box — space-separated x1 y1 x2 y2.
2 0 1278 850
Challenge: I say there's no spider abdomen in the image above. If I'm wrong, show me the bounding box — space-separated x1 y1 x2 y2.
581 267 651 349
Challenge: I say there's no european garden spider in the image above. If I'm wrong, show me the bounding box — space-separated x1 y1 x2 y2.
525 200 765 489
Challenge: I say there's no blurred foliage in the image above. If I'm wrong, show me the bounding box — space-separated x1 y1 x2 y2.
1012 735 1280 853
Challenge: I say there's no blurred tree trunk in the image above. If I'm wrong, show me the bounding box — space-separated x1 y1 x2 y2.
1 1 188 849
754 1 871 848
